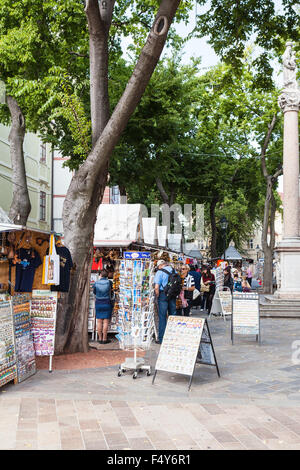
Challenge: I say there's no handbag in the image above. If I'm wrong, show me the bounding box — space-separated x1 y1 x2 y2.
200 280 210 293
193 288 200 300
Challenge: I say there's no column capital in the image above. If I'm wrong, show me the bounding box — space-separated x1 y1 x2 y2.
278 88 300 113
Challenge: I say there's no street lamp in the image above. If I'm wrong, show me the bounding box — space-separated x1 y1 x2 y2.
220 216 228 261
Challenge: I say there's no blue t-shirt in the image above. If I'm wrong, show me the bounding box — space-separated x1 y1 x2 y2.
154 266 174 291
15 248 42 292
189 270 201 291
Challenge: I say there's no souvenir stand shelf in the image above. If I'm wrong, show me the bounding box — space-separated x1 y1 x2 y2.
89 274 97 340
12 294 36 383
30 290 58 373
116 252 154 379
0 300 17 387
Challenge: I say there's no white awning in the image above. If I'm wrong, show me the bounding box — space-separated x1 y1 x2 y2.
93 240 133 247
0 222 23 232
93 204 142 247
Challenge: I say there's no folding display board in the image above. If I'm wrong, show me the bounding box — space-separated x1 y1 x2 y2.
152 316 220 391
219 290 232 317
231 292 260 344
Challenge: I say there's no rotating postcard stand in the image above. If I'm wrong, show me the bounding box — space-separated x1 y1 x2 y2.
116 254 154 379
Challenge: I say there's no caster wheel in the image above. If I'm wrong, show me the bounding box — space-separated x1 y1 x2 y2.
146 370 151 376
133 372 138 379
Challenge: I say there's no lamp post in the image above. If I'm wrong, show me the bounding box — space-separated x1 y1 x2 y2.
220 216 228 262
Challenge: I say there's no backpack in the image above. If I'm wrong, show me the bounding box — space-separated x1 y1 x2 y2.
161 268 182 299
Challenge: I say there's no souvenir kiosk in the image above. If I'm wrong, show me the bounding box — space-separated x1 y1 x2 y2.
0 222 73 388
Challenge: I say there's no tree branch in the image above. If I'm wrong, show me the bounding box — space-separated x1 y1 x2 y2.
260 114 277 178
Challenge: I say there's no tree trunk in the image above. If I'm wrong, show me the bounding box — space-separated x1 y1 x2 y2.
56 0 181 353
6 96 31 225
209 198 218 259
261 178 277 294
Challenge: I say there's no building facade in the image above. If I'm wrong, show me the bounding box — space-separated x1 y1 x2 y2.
0 124 52 231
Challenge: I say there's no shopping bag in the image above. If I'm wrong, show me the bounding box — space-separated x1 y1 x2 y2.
42 234 60 286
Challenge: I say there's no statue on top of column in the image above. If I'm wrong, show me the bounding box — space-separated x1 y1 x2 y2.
278 42 300 113
283 42 297 89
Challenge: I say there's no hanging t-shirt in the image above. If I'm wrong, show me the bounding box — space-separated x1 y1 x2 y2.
50 246 73 292
15 248 42 292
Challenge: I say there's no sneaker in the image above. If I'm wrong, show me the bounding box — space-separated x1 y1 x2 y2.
102 339 111 344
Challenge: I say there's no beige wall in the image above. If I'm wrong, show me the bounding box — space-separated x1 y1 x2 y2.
0 123 52 231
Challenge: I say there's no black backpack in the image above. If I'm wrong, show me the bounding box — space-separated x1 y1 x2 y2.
161 268 182 299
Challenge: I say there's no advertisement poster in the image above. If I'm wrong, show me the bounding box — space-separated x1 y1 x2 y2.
30 290 58 356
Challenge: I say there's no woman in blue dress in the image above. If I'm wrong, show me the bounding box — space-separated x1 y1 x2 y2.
93 269 114 344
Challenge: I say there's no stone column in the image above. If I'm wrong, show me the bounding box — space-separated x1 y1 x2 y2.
282 108 300 239
275 42 300 298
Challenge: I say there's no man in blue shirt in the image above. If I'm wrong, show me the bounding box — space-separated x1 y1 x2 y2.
189 265 201 308
154 260 177 344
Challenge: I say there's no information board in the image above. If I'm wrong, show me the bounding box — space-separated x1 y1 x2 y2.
232 292 260 344
153 316 220 390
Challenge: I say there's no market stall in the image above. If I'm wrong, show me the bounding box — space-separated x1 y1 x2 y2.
0 223 73 387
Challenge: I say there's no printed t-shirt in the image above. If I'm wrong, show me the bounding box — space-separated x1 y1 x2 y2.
50 246 73 292
15 248 42 292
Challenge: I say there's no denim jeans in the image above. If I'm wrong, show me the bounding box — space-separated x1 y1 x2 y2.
157 291 176 343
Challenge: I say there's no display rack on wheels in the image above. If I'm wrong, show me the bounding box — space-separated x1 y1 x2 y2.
116 252 155 379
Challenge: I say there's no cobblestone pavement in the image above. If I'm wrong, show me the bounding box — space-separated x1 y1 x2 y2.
2 315 300 450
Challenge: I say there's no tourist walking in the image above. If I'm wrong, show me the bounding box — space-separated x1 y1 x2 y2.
179 265 195 316
246 262 254 286
224 266 234 292
154 260 178 344
200 266 215 314
189 265 201 308
93 269 114 344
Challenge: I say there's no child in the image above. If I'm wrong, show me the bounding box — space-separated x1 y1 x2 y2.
242 275 251 292
233 274 243 292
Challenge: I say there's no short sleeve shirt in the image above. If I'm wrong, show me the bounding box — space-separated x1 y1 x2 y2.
154 266 174 291
15 248 42 292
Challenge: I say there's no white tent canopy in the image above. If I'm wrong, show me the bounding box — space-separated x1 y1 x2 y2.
93 204 142 247
222 246 243 260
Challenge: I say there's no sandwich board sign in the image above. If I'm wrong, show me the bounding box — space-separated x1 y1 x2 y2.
152 316 220 391
231 292 260 344
218 290 232 316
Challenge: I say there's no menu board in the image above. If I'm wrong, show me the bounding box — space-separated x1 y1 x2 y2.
219 291 232 316
155 316 205 376
232 292 260 342
0 300 17 387
13 294 36 383
30 290 58 356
